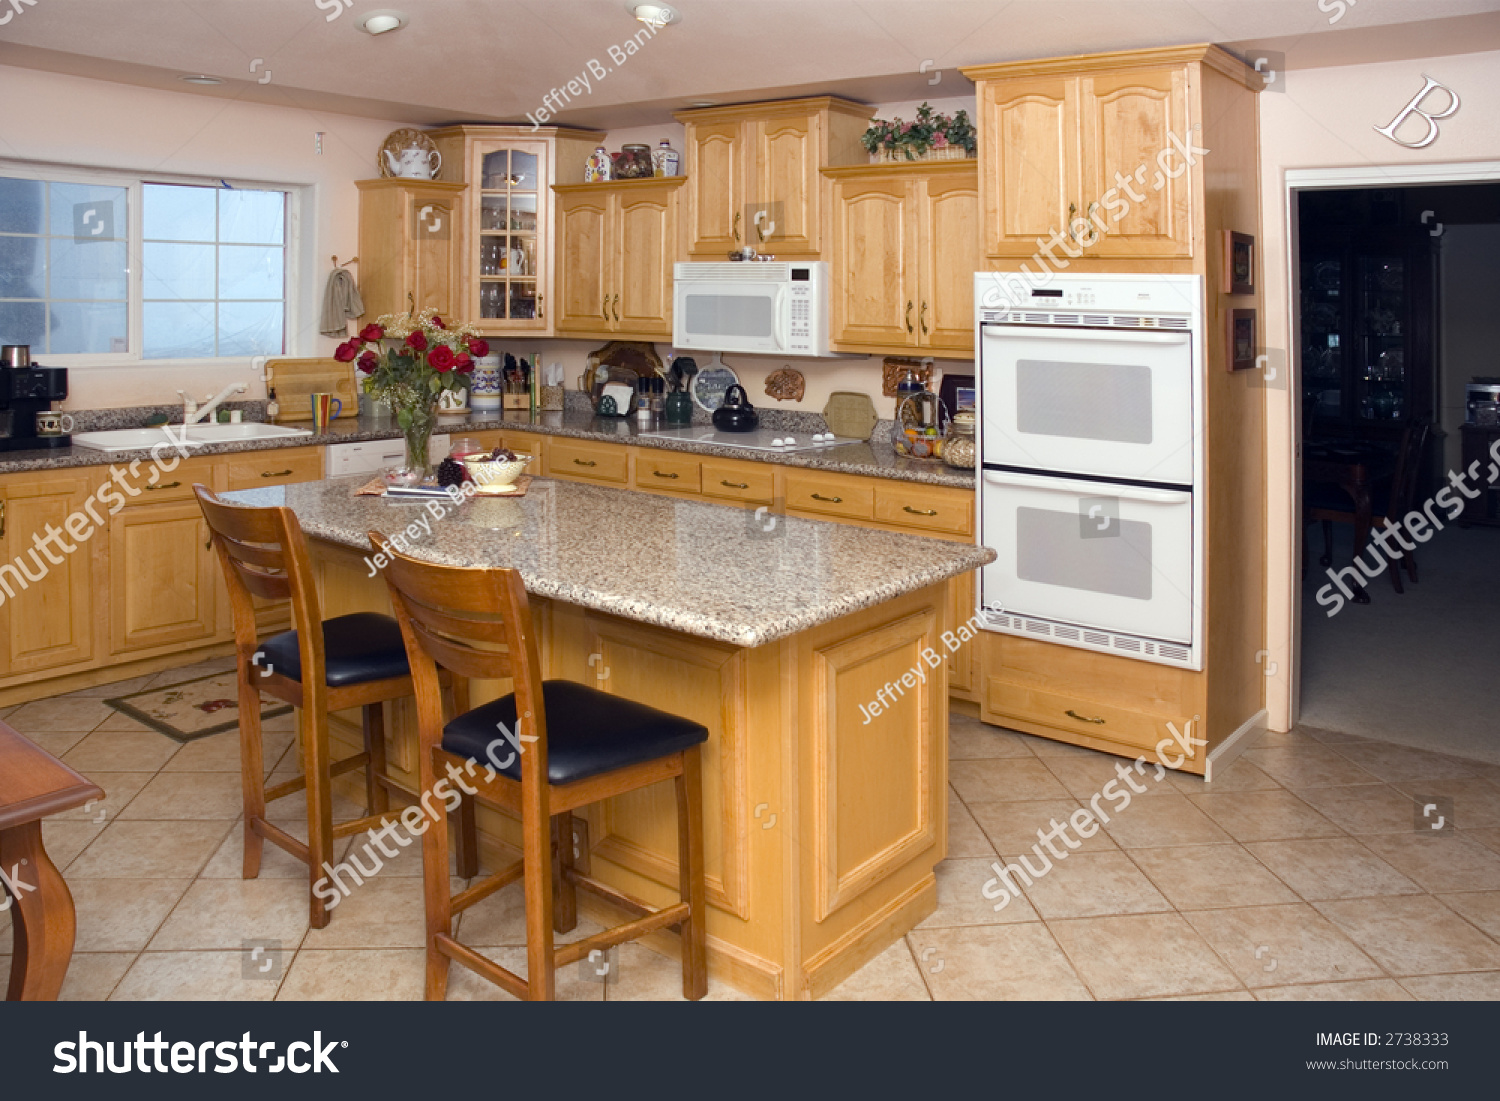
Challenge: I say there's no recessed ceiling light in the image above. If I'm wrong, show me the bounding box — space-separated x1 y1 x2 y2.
358 9 408 35
628 3 680 27
179 74 223 86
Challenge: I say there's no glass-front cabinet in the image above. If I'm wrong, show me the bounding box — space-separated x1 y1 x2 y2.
1300 224 1434 440
429 125 603 337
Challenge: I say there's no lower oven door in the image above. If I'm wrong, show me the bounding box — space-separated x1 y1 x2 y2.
980 469 1196 646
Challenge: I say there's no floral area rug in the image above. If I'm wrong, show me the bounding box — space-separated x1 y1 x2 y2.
105 671 292 743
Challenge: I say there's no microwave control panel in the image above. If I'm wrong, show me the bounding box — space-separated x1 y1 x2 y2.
786 282 815 353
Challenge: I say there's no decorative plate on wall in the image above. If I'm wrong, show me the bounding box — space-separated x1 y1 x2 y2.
691 356 741 413
379 128 442 179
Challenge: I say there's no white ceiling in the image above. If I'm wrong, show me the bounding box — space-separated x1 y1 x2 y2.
2 0 1498 128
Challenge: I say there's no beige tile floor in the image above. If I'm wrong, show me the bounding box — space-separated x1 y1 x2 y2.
5 659 1500 1001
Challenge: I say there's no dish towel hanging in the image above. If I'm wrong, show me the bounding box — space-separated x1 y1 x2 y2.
320 267 365 337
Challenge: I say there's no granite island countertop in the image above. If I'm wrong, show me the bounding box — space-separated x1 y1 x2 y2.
221 475 994 648
0 409 976 489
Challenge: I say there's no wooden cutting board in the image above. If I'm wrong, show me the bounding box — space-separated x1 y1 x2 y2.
265 358 359 423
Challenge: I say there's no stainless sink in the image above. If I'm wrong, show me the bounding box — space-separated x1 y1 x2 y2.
70 423 313 453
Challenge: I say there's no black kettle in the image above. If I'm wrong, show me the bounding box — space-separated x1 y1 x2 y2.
712 384 759 432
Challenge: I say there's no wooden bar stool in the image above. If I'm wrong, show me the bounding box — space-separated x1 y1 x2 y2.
195 486 470 929
369 531 709 1002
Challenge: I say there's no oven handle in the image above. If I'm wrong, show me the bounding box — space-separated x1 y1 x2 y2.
987 327 1189 345
982 469 1190 505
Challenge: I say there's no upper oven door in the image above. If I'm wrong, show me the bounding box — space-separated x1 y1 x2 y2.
980 324 1196 485
673 279 786 354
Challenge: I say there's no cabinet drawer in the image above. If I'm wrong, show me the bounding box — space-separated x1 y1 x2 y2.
118 459 216 506
875 485 973 536
545 439 628 483
984 678 1195 759
701 459 774 503
784 471 874 520
224 448 324 490
635 452 702 493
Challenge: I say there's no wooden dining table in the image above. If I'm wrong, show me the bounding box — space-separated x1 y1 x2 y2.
0 719 103 1000
1304 439 1398 604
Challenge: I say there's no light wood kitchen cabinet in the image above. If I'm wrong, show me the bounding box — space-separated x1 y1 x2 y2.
553 178 682 339
676 97 870 259
964 51 1207 260
544 438 629 484
427 125 603 337
0 472 95 676
108 499 217 655
356 178 465 320
824 161 978 355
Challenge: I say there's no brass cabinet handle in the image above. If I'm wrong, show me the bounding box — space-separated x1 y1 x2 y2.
537 294 545 321
904 505 937 516
733 210 741 243
261 469 293 478
601 296 609 321
810 492 842 503
905 300 914 334
652 470 680 479
573 458 597 467
0 500 6 538
1067 201 1077 241
145 481 182 491
612 293 620 322
1065 709 1106 725
721 480 749 489
920 301 929 336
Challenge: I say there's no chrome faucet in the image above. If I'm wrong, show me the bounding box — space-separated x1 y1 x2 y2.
178 383 248 425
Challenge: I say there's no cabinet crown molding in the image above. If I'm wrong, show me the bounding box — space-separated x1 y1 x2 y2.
674 95 871 124
962 43 1260 89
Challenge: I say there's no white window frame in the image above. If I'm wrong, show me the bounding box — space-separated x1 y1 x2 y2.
0 159 306 370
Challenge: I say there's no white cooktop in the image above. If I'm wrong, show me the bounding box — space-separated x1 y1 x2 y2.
635 426 858 454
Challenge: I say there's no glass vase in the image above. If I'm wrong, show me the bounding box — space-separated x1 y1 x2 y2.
398 401 438 481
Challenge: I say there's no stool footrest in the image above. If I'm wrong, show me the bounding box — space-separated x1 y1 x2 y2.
332 810 402 839
571 871 682 931
250 818 311 865
554 902 690 968
434 933 529 1000
262 752 371 804
450 860 525 915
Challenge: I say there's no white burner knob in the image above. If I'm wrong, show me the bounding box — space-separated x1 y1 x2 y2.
784 436 796 445
771 437 785 447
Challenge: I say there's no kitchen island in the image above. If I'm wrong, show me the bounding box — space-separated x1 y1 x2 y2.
222 474 993 999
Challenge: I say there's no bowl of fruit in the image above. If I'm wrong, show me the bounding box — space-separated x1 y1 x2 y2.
459 447 532 494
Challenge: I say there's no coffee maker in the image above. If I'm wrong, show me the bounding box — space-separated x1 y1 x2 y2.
0 345 70 451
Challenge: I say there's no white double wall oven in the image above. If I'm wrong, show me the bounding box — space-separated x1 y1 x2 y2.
975 273 1205 670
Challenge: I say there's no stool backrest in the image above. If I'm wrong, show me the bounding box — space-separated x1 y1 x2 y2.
368 531 548 784
194 484 324 673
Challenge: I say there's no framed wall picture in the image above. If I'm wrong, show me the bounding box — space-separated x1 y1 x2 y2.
1227 308 1258 372
1223 230 1255 295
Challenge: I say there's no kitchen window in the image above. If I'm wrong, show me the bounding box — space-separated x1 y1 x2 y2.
0 166 295 364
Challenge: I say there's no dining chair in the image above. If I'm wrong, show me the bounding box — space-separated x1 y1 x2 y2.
369 530 709 1002
194 486 472 928
1306 420 1431 593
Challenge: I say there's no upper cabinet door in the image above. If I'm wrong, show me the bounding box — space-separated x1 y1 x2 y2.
918 172 980 352
1077 69 1193 258
829 176 917 349
980 77 1075 259
553 190 610 334
751 111 820 256
615 184 678 336
408 191 457 319
685 120 743 257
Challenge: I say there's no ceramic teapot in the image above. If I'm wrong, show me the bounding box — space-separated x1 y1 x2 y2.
712 384 759 432
384 144 442 180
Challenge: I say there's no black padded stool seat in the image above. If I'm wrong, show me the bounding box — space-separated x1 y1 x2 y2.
258 612 412 688
1304 479 1392 516
444 680 708 786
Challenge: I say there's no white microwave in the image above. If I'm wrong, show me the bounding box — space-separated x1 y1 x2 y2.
673 261 831 357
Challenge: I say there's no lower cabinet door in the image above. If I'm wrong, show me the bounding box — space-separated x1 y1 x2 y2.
110 502 217 654
0 476 95 675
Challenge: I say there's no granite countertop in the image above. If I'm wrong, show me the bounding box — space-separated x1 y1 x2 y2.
221 476 994 648
0 408 976 489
